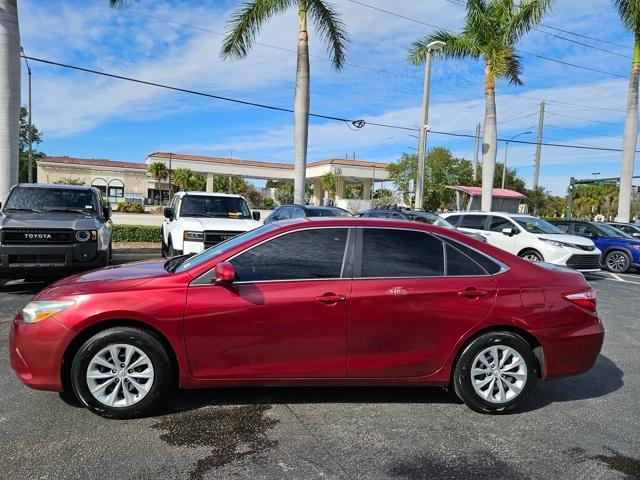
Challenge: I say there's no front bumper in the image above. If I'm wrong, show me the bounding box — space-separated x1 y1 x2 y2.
0 243 106 278
543 247 601 273
9 314 73 391
533 320 604 380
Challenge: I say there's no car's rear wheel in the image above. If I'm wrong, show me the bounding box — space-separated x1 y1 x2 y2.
453 332 538 414
70 327 171 419
519 249 543 262
604 250 630 273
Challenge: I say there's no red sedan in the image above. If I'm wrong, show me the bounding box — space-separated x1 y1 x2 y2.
9 218 604 418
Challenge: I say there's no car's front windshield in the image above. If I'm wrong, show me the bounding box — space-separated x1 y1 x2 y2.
407 211 454 228
306 208 351 217
173 224 277 273
4 187 98 213
596 223 633 239
512 216 562 234
179 195 252 219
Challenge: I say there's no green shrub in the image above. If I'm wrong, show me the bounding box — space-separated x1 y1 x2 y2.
262 197 274 209
112 225 162 243
116 202 145 213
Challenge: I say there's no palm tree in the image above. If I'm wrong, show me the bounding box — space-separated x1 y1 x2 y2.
221 0 349 205
173 168 193 191
148 162 168 204
613 0 640 222
409 0 552 212
0 0 21 203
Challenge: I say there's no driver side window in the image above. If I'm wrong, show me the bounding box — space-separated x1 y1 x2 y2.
574 224 598 237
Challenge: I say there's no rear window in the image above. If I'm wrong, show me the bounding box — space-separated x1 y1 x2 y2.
459 215 488 230
438 236 503 275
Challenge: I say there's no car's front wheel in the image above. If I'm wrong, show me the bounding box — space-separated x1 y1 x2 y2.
604 250 630 273
519 249 543 262
70 327 172 419
453 332 538 414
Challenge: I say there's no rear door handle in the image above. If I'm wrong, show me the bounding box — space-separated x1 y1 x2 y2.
458 288 489 298
315 293 347 304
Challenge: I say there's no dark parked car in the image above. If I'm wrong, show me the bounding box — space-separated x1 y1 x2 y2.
11 218 602 418
264 204 351 224
361 208 487 242
607 222 640 239
0 184 112 280
550 219 640 273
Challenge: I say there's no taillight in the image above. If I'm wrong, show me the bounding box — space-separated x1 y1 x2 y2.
562 290 597 314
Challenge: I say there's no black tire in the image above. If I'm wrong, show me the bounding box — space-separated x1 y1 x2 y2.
70 327 172 419
519 249 543 262
604 250 631 273
453 331 538 414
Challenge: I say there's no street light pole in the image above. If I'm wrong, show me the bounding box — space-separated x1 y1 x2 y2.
415 40 445 210
501 131 532 189
21 47 33 183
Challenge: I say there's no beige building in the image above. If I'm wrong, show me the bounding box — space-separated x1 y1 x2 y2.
37 153 390 207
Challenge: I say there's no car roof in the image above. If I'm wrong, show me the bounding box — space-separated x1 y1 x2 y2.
15 183 95 191
443 211 527 217
174 191 242 198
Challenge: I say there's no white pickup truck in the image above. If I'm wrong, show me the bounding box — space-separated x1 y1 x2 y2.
161 191 262 256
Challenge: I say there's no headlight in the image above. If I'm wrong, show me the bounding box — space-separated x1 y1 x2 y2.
183 231 204 241
21 300 76 324
75 230 97 242
539 238 575 248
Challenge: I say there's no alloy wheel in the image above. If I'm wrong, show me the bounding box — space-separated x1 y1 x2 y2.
606 252 628 272
470 346 528 404
522 252 541 262
86 343 155 408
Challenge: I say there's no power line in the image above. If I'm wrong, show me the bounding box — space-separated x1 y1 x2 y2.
24 55 637 153
533 27 629 59
351 0 629 79
127 5 628 115
539 23 632 51
546 110 623 128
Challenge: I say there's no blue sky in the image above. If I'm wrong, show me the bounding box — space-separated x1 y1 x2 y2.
19 0 638 194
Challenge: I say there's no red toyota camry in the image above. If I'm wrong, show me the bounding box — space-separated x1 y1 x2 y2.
9 218 604 418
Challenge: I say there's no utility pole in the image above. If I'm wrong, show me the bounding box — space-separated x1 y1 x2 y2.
472 123 480 181
168 152 173 201
21 48 32 183
532 101 545 189
415 40 445 210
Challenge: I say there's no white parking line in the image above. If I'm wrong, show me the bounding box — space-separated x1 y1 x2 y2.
601 271 640 285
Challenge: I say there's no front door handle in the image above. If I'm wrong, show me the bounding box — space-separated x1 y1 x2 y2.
458 288 489 299
315 293 347 304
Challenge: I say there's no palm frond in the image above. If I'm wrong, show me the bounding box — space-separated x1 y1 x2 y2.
614 0 640 33
221 0 295 60
503 50 523 86
506 0 553 42
307 0 350 70
408 30 481 65
107 0 136 8
466 0 492 37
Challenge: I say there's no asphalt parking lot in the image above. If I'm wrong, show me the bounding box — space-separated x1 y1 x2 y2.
1 268 639 480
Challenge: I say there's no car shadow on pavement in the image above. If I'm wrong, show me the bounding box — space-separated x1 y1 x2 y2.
0 280 50 295
153 386 457 417
520 353 623 413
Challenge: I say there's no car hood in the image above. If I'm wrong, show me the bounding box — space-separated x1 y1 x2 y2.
0 211 102 230
537 233 595 247
178 217 260 232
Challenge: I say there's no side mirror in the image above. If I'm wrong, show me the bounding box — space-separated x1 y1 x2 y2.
501 227 515 236
102 205 112 220
632 232 640 239
213 261 235 284
252 211 261 221
164 207 174 219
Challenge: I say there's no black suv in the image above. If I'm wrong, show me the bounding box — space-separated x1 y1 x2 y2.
264 204 352 224
0 184 113 280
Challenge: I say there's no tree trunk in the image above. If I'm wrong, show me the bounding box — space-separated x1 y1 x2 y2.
481 62 497 212
617 35 640 223
0 0 20 203
293 0 310 205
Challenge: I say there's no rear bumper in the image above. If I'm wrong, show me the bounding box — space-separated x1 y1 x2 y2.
533 320 604 380
9 314 73 391
0 243 106 278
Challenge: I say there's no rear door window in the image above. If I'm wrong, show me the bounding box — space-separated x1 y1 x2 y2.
360 228 444 277
459 215 488 230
